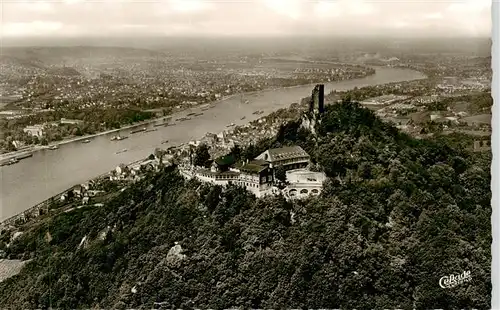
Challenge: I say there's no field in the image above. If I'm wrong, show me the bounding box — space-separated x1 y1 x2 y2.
461 113 491 125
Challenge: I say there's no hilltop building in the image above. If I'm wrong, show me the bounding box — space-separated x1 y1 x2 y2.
255 146 310 171
283 169 327 200
211 154 237 173
232 160 275 196
181 144 324 199
193 158 274 197
177 87 329 199
195 168 240 186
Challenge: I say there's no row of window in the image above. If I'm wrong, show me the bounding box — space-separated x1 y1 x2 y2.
261 175 273 183
276 157 309 166
285 163 307 169
288 188 320 196
199 173 238 180
234 181 259 188
198 172 273 184
198 174 268 186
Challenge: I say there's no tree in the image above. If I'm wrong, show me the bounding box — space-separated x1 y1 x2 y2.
154 148 164 160
274 166 287 184
154 148 166 169
230 145 242 161
193 144 210 167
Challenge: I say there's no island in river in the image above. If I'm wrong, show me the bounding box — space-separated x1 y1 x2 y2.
0 66 426 221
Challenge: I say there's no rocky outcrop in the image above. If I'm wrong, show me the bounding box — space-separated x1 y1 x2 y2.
165 243 186 268
0 259 29 283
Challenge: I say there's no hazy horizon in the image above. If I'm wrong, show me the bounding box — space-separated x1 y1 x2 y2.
1 36 492 58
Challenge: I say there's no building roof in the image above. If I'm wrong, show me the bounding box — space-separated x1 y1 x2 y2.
233 159 268 168
265 146 309 162
240 163 268 174
249 159 269 166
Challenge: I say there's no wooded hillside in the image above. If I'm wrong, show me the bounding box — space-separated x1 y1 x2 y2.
0 101 491 309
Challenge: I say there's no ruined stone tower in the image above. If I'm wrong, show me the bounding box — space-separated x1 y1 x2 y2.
302 84 325 136
309 84 325 115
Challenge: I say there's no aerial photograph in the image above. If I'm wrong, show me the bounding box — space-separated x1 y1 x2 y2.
0 0 493 309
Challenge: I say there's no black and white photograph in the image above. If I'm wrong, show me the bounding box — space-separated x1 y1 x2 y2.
0 0 494 309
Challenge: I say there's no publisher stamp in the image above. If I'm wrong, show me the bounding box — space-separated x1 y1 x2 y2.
439 270 472 288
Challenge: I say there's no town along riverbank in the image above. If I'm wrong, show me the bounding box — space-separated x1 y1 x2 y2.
0 66 426 221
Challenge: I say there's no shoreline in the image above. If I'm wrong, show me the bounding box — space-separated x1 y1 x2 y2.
0 72 383 163
1 111 181 162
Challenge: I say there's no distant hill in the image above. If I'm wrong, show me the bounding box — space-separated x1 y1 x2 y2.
1 46 168 63
47 67 81 76
0 46 170 78
0 55 46 70
2 36 491 57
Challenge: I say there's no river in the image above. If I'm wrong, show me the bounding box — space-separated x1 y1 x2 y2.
0 67 426 221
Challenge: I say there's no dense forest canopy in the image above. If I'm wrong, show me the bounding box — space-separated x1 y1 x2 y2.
0 100 491 309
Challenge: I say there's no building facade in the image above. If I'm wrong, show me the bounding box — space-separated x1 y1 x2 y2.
195 169 240 186
232 160 274 195
181 145 324 199
23 125 44 138
192 159 274 197
283 169 327 200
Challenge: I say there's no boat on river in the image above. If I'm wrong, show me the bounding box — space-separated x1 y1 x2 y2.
115 149 128 154
48 145 59 150
130 127 147 134
82 139 91 144
1 158 19 166
111 135 128 141
17 153 33 160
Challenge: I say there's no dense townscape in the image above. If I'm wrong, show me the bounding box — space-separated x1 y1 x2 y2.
0 47 374 155
0 36 492 309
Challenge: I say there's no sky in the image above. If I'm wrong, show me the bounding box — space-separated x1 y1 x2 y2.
0 0 493 38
